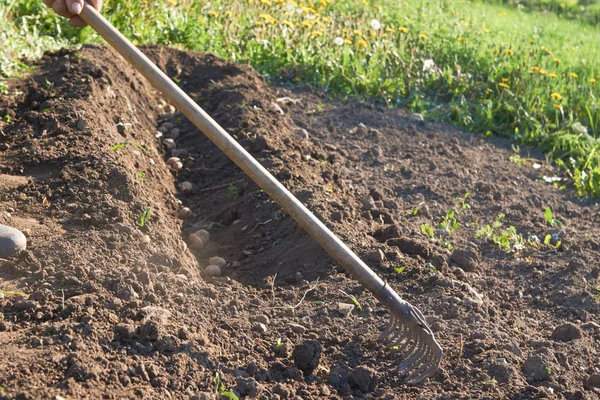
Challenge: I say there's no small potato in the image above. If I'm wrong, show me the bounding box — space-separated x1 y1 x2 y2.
178 207 192 219
188 233 204 250
163 138 176 149
166 157 181 166
170 161 183 172
203 265 221 278
179 181 193 191
195 229 210 242
208 256 226 268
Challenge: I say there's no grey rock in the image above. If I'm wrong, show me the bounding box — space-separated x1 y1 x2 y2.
362 196 376 210
253 315 270 325
337 303 355 317
289 323 307 334
235 377 262 397
0 224 27 258
252 322 267 334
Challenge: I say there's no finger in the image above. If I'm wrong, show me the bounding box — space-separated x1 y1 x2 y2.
66 0 83 14
52 0 74 18
69 16 88 27
43 0 54 8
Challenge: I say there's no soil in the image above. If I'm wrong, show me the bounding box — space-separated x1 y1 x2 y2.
0 44 599 400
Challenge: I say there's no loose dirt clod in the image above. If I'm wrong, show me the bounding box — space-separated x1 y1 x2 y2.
293 340 322 375
202 265 221 278
178 207 192 219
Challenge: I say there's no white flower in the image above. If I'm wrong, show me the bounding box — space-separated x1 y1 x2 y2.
543 175 562 183
532 163 541 169
370 19 381 30
334 37 344 46
422 59 438 74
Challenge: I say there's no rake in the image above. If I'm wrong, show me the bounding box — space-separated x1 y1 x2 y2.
78 3 442 383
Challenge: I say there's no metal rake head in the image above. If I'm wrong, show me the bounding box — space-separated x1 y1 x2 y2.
375 283 443 384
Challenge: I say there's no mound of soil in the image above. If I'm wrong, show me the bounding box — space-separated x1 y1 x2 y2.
1 45 599 399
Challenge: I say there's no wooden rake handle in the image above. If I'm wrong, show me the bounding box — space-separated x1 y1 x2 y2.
78 3 387 295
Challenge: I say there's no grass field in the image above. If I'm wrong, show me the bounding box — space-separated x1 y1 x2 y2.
2 0 600 196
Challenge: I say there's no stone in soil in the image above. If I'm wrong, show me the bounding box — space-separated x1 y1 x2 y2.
293 339 322 375
0 224 27 258
289 323 307 334
337 302 355 317
551 323 583 342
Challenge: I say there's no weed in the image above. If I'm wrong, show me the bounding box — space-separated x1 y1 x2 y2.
544 206 562 226
227 184 239 200
138 207 152 227
439 209 461 235
136 171 146 183
0 290 29 298
214 373 239 400
274 337 284 352
420 223 435 238
394 266 406 274
110 141 148 153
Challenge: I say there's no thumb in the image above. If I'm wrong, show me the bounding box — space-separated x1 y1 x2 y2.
67 0 84 14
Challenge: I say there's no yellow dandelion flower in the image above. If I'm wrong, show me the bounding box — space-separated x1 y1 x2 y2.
550 92 562 101
539 69 547 75
458 36 466 42
553 104 562 109
502 78 509 83
208 10 218 17
386 27 395 33
570 72 578 78
483 29 490 34
504 49 514 56
530 66 539 74
260 0 272 5
323 17 331 23
499 11 507 16
590 78 597 83
499 83 509 89
225 10 233 17
282 20 294 28
369 29 377 39
358 39 368 48
344 39 352 45
486 88 492 93
312 30 324 37
493 48 499 54
353 29 362 36
530 39 535 43
418 33 427 39
399 27 408 34
554 58 561 63
549 73 557 78
544 48 553 55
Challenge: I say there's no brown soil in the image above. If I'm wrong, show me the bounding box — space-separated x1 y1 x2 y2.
1 45 599 400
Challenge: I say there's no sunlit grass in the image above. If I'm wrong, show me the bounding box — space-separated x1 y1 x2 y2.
2 0 600 196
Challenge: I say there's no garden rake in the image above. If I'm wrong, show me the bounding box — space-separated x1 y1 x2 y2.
78 2 443 383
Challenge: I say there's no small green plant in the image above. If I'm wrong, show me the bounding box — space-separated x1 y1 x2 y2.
138 207 152 227
544 206 562 227
394 266 406 274
0 290 29 298
420 223 435 238
227 184 239 200
456 193 471 210
136 171 146 183
439 209 461 235
214 373 239 400
110 141 148 153
274 337 284 352
481 378 498 385
0 81 8 94
44 78 53 91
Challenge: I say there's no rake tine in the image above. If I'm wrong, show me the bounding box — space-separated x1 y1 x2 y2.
391 330 414 352
387 323 408 345
378 317 397 341
397 339 424 371
399 344 429 375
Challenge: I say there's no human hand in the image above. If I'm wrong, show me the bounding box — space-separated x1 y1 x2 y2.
42 0 103 27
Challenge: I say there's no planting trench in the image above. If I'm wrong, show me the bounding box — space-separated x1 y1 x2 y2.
0 45 600 399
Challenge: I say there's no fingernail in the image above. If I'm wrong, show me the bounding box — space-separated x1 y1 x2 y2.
70 2 82 14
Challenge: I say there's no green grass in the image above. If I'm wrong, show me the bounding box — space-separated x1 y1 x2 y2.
2 0 600 196
489 0 600 27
